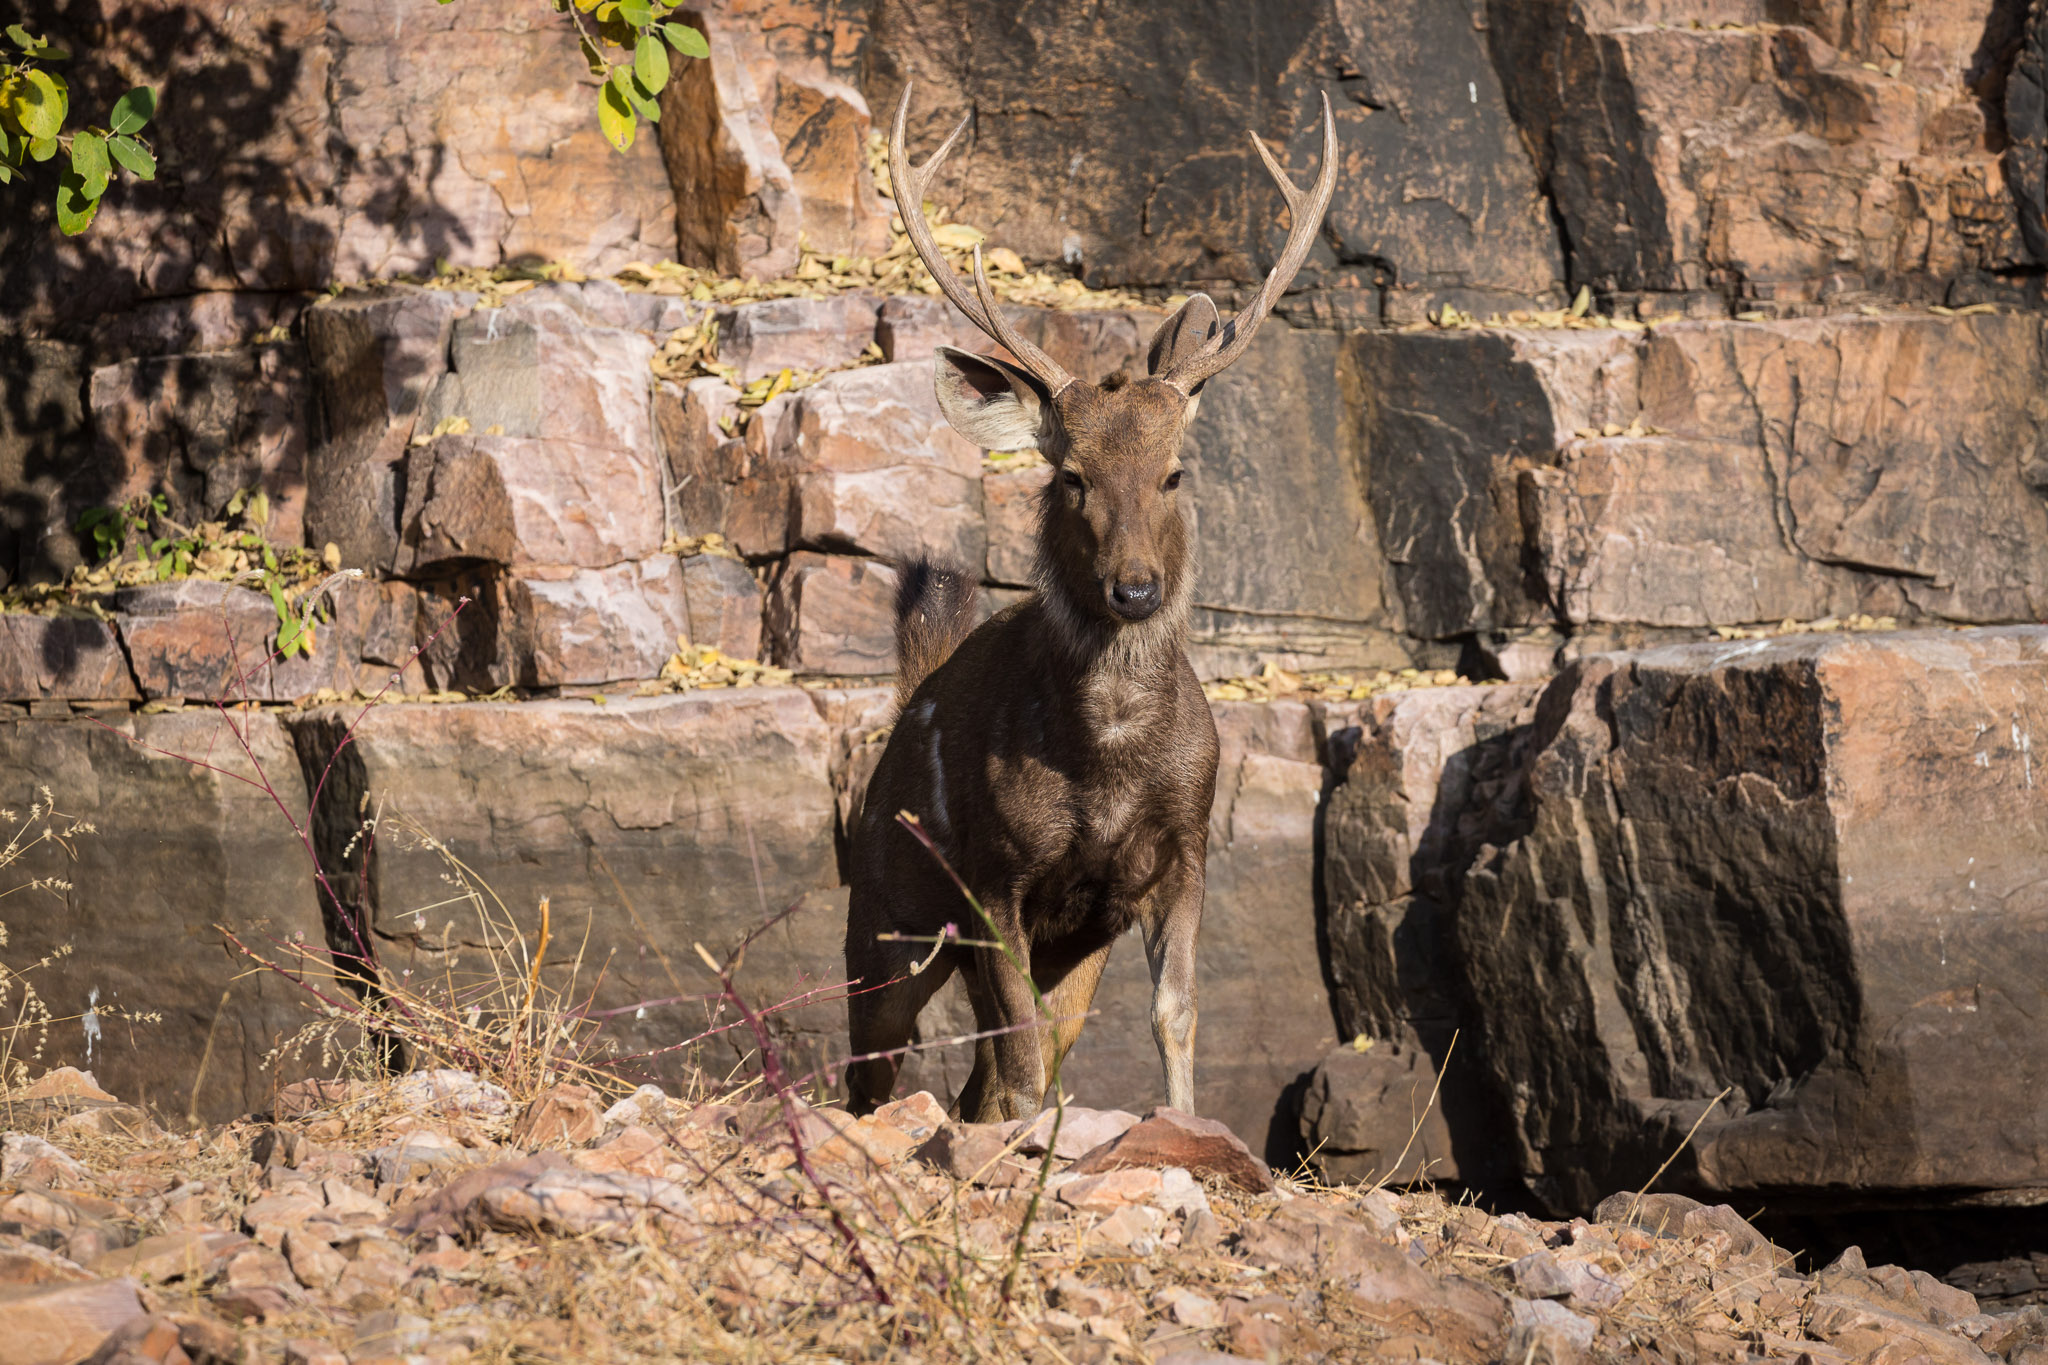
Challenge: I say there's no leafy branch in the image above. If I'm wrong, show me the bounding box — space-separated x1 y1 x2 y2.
0 24 157 234
437 0 706 153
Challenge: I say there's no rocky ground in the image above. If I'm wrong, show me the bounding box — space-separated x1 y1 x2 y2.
5 1065 2043 1365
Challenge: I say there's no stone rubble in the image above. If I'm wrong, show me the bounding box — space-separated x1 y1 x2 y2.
0 1066 2035 1365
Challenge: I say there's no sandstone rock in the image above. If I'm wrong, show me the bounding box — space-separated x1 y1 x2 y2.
870 0 1557 297
1056 1168 1162 1211
5 1278 146 1365
419 300 656 455
764 552 898 675
0 710 330 1122
90 1231 248 1286
1454 627 2048 1209
1491 5 2025 296
289 690 842 1084
1012 1106 1141 1160
508 1084 605 1147
0 616 137 703
767 361 985 570
982 462 1051 586
1321 681 1541 1057
1069 1109 1274 1194
720 295 881 379
1179 324 1391 660
871 1092 948 1143
913 1124 1033 1188
282 1229 347 1292
1349 326 1637 638
89 343 311 548
1639 314 2048 624
1506 1297 1596 1358
1298 1043 1457 1186
114 583 281 702
389 1069 513 1119
304 287 468 573
874 296 989 363
512 558 692 687
472 1166 696 1240
283 1340 347 1365
680 554 765 660
398 433 663 574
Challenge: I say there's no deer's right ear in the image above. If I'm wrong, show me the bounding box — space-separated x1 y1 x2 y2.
932 346 1051 452
1146 293 1221 381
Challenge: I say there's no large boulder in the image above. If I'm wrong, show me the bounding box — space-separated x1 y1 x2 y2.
868 0 1561 301
287 689 844 1083
1453 627 2048 1210
1180 323 1405 676
1488 1 2028 298
0 710 332 1122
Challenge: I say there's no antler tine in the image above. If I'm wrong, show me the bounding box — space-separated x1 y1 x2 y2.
1163 92 1338 395
889 85 1076 396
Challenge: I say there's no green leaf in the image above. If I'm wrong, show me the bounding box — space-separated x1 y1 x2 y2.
37 43 69 61
108 133 154 180
5 24 40 53
8 68 67 141
626 72 661 121
55 170 100 235
617 0 652 27
598 80 636 152
70 130 109 197
579 33 606 77
0 163 12 185
634 34 669 94
28 136 56 162
109 85 154 134
662 22 708 58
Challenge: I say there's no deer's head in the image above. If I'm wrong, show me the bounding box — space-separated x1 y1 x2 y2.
892 87 1336 638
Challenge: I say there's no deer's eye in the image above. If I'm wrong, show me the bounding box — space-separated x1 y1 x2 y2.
1163 470 1183 491
1061 470 1085 493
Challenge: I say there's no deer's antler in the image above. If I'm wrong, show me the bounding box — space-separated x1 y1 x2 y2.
1159 92 1338 396
889 85 1077 398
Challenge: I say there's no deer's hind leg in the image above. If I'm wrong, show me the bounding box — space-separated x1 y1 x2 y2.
1034 940 1115 1096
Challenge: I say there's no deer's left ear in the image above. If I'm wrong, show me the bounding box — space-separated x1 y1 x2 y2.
932 346 1052 452
1146 294 1220 383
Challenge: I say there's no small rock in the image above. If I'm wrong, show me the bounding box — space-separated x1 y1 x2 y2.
210 1285 291 1323
1154 1352 1266 1365
0 1277 145 1365
872 1091 948 1142
598 1084 671 1129
1067 1108 1275 1194
389 1069 513 1119
240 1191 324 1246
1181 1207 1225 1252
1155 1168 1211 1219
913 1124 1034 1187
0 1242 93 1289
272 1079 361 1120
283 1229 348 1292
2 1134 91 1188
1155 1287 1223 1328
90 1231 248 1285
1083 1203 1166 1253
575 1125 670 1178
1509 1297 1597 1351
283 1339 348 1365
1050 1275 1134 1317
79 1313 189 1365
371 1128 466 1185
354 1308 432 1355
1012 1106 1142 1159
17 1068 118 1103
1057 1168 1162 1211
508 1083 604 1147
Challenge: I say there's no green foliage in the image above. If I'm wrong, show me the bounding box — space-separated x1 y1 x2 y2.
69 492 331 659
432 0 703 153
0 25 156 234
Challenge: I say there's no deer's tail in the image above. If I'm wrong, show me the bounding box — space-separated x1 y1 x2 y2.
893 556 980 708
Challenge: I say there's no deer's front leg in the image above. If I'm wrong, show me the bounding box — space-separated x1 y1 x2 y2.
966 925 1048 1123
1142 858 1204 1114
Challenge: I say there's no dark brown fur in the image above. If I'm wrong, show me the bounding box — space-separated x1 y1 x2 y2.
845 339 1224 1123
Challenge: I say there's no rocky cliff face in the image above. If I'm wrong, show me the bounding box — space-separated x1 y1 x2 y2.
6 0 2048 1222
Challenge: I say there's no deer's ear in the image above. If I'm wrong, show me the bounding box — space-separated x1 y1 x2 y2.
1146 293 1220 380
932 346 1051 452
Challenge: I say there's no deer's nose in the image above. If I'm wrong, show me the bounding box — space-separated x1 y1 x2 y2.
1108 578 1162 621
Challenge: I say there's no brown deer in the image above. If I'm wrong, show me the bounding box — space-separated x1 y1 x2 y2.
844 86 1337 1123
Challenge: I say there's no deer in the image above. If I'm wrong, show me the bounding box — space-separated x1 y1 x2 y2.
844 85 1338 1124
